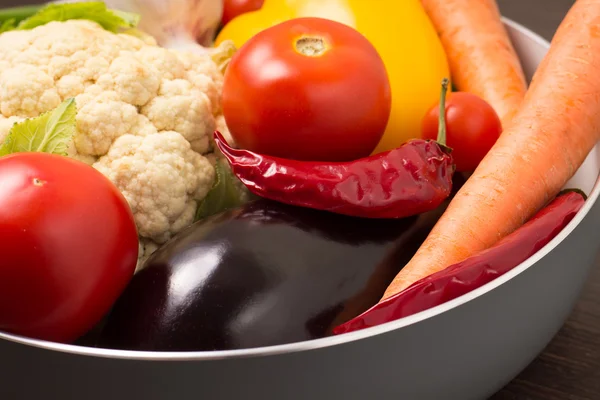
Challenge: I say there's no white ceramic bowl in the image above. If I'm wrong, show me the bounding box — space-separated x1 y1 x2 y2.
1 19 599 400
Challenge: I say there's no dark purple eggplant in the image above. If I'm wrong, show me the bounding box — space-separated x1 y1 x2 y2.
97 178 464 352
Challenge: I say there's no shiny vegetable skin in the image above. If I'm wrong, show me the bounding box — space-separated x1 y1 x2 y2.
97 179 463 351
382 0 600 300
422 92 502 172
222 17 391 162
0 153 139 343
335 190 585 334
222 0 264 26
214 131 454 219
216 0 450 151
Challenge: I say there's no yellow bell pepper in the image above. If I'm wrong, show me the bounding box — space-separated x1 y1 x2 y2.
216 0 450 153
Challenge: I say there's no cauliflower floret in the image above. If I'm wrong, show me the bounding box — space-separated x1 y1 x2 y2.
75 90 157 156
0 65 61 117
0 31 35 63
137 46 186 80
65 140 98 166
0 20 233 263
177 50 223 85
57 75 87 99
186 72 222 115
178 51 224 113
0 60 10 76
74 84 105 108
32 21 108 55
93 131 215 244
48 51 89 81
0 116 24 142
81 56 112 82
141 79 215 153
97 54 161 106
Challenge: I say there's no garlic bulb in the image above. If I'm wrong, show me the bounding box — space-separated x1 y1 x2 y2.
55 0 224 50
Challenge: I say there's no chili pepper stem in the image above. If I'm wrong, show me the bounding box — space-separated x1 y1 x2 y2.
437 78 450 146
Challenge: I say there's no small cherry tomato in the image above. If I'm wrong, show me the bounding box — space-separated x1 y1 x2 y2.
422 92 502 172
222 0 265 26
222 17 392 162
0 153 139 343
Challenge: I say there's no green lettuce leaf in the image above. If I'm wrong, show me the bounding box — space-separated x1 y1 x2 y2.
16 2 140 33
0 18 17 33
0 98 77 157
196 158 253 221
0 5 40 27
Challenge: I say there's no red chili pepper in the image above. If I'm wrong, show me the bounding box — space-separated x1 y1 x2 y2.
215 80 454 219
215 131 453 219
333 190 586 334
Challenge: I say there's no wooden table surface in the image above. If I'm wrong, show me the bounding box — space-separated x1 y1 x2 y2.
492 1 600 399
0 0 597 398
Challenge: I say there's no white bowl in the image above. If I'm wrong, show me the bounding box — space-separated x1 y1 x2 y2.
1 19 599 400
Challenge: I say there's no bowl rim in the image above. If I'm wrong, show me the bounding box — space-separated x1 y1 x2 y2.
1 18 596 362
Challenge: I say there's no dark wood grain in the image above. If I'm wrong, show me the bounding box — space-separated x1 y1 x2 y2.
0 0 596 398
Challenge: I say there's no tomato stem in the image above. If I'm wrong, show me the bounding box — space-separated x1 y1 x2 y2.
295 37 326 57
437 78 449 146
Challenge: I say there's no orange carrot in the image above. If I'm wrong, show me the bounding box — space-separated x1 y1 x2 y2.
421 0 527 123
382 0 600 300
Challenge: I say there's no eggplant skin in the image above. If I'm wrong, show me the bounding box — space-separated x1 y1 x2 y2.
98 193 456 352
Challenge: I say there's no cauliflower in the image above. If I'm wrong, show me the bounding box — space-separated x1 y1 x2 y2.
0 20 234 267
94 131 215 244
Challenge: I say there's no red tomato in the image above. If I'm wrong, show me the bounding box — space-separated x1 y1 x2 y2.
222 0 264 26
0 153 138 343
422 92 502 172
222 17 392 162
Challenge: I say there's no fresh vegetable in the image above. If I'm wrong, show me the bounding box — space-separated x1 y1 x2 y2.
222 0 264 26
0 16 240 265
216 80 453 218
420 0 527 123
421 92 502 172
0 5 40 22
336 190 585 333
217 80 453 219
0 5 41 32
382 0 600 300
222 17 391 162
214 123 453 219
0 98 77 156
195 158 253 221
100 0 224 49
98 178 464 351
216 0 450 152
0 152 138 343
8 0 224 49
4 2 139 33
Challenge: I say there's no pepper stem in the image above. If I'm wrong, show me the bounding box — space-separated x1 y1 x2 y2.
437 78 450 146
